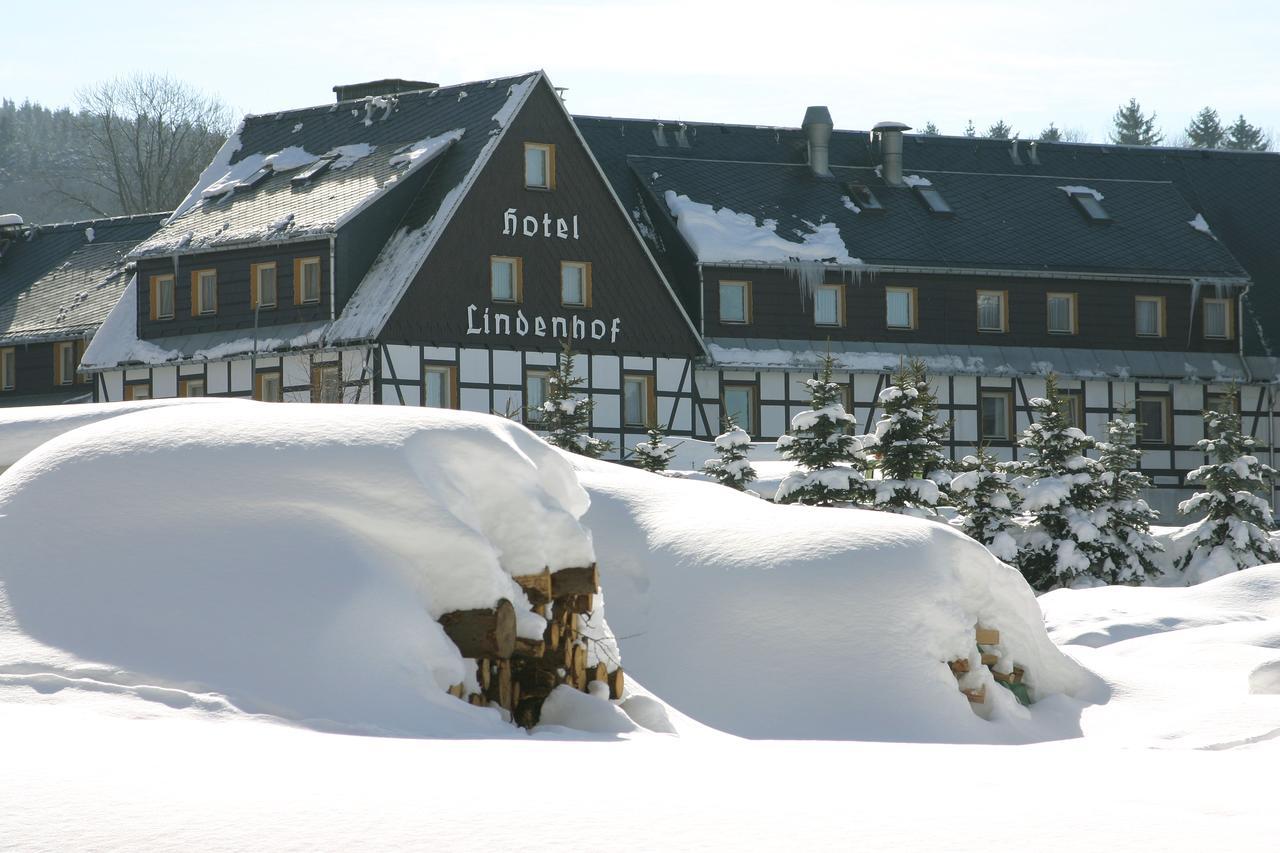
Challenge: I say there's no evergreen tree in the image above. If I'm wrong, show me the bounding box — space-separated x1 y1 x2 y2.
1176 409 1278 579
870 359 951 516
950 449 1021 562
1224 114 1269 151
985 120 1014 139
703 416 757 492
633 427 675 474
1110 98 1164 146
963 119 977 138
921 121 940 136
534 340 612 458
1039 123 1063 142
1014 375 1109 590
1094 413 1163 583
1185 106 1225 148
774 354 870 507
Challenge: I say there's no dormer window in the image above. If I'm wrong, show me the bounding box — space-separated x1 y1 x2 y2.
524 143 555 190
192 269 218 316
252 262 277 309
292 156 336 185
1060 186 1110 221
914 185 952 216
845 182 883 210
295 257 322 305
237 165 273 190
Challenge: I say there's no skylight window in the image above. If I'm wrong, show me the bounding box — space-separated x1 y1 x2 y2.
291 156 336 185
1059 185 1110 221
914 186 953 215
236 165 273 190
845 182 883 210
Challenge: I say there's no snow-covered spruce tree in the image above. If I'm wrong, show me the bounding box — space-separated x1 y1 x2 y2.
774 354 871 507
703 415 757 491
950 449 1021 562
535 341 612 459
1014 375 1109 590
1176 409 1278 579
633 427 675 474
870 359 952 516
1094 413 1163 583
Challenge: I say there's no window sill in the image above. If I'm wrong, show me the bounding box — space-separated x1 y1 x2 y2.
719 319 750 325
1135 333 1164 339
886 324 916 331
977 329 1007 334
524 185 552 192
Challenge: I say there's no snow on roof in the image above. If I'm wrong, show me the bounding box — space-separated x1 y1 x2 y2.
662 190 862 266
902 174 933 188
1057 185 1105 201
1189 212 1216 239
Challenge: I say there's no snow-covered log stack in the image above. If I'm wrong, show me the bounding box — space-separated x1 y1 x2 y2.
440 563 624 727
947 627 1029 707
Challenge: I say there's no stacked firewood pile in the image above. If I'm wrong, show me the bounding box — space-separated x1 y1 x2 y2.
438 563 624 728
947 627 1029 706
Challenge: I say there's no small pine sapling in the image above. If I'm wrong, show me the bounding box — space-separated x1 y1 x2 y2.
1094 413 1163 583
774 354 871 507
1014 375 1109 590
1176 408 1279 581
950 449 1021 562
703 416 757 491
535 340 613 459
634 427 676 474
870 359 952 516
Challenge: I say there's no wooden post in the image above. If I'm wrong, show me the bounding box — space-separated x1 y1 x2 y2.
550 564 599 598
440 599 516 659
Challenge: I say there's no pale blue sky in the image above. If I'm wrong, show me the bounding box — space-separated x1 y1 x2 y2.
6 0 1279 144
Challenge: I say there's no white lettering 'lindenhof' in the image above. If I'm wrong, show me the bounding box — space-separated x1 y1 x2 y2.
503 208 580 240
467 304 621 344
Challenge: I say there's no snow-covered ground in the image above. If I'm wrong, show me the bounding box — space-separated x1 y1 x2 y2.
0 403 1275 850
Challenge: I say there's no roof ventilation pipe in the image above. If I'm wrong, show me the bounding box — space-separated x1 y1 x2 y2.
873 121 912 186
802 106 834 177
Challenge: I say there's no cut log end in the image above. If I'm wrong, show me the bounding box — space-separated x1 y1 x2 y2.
514 569 553 606
607 667 624 700
440 598 516 659
550 564 599 599
975 627 1000 646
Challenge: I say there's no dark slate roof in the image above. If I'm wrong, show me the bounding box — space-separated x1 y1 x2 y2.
133 73 539 258
630 156 1243 278
0 213 166 345
576 115 1280 353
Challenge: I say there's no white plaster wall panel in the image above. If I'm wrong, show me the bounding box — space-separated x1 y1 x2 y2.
346 379 374 404
593 393 620 429
379 387 400 405
1020 377 1046 400
492 349 522 386
422 346 455 362
1141 450 1168 470
657 395 677 429
1085 381 1108 407
103 371 123 401
657 358 686 392
283 355 310 388
283 390 309 404
1174 414 1203 444
761 405 785 439
983 377 1012 389
933 379 950 404
705 404 722 435
460 387 489 414
125 368 149 382
620 356 649 371
312 350 339 364
385 344 419 382
342 348 369 379
525 350 556 367
1175 450 1203 472
399 384 421 407
671 398 691 433
1110 382 1136 408
988 445 1014 464
458 348 490 384
207 364 228 394
493 389 521 418
230 359 252 392
1085 413 1108 439
694 369 719 396
953 410 978 443
151 366 178 398
591 355 620 389
760 371 785 401
1173 383 1203 410
952 377 977 406
178 364 204 377
723 370 756 382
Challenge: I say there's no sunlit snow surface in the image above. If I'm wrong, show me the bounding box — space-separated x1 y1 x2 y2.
0 403 1275 851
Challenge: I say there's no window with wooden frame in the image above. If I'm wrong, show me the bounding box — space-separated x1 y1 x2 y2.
251 262 277 310
561 261 592 308
976 290 1008 333
885 286 918 330
150 273 175 321
1061 389 1084 429
524 143 555 190
423 365 458 409
814 284 845 327
622 374 656 428
75 340 89 384
525 369 552 423
719 280 751 324
191 269 217 316
53 341 76 386
0 347 14 391
979 390 1013 442
312 363 343 403
1046 292 1078 335
294 257 322 305
1203 297 1234 340
123 383 151 401
491 256 522 303
1136 395 1171 445
1134 295 1166 338
721 384 757 436
254 371 283 402
179 377 206 397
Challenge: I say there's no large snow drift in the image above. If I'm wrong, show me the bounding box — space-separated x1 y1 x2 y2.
570 457 1088 742
0 403 595 737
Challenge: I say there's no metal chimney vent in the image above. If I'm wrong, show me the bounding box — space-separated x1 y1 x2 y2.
872 121 912 186
802 106 834 177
